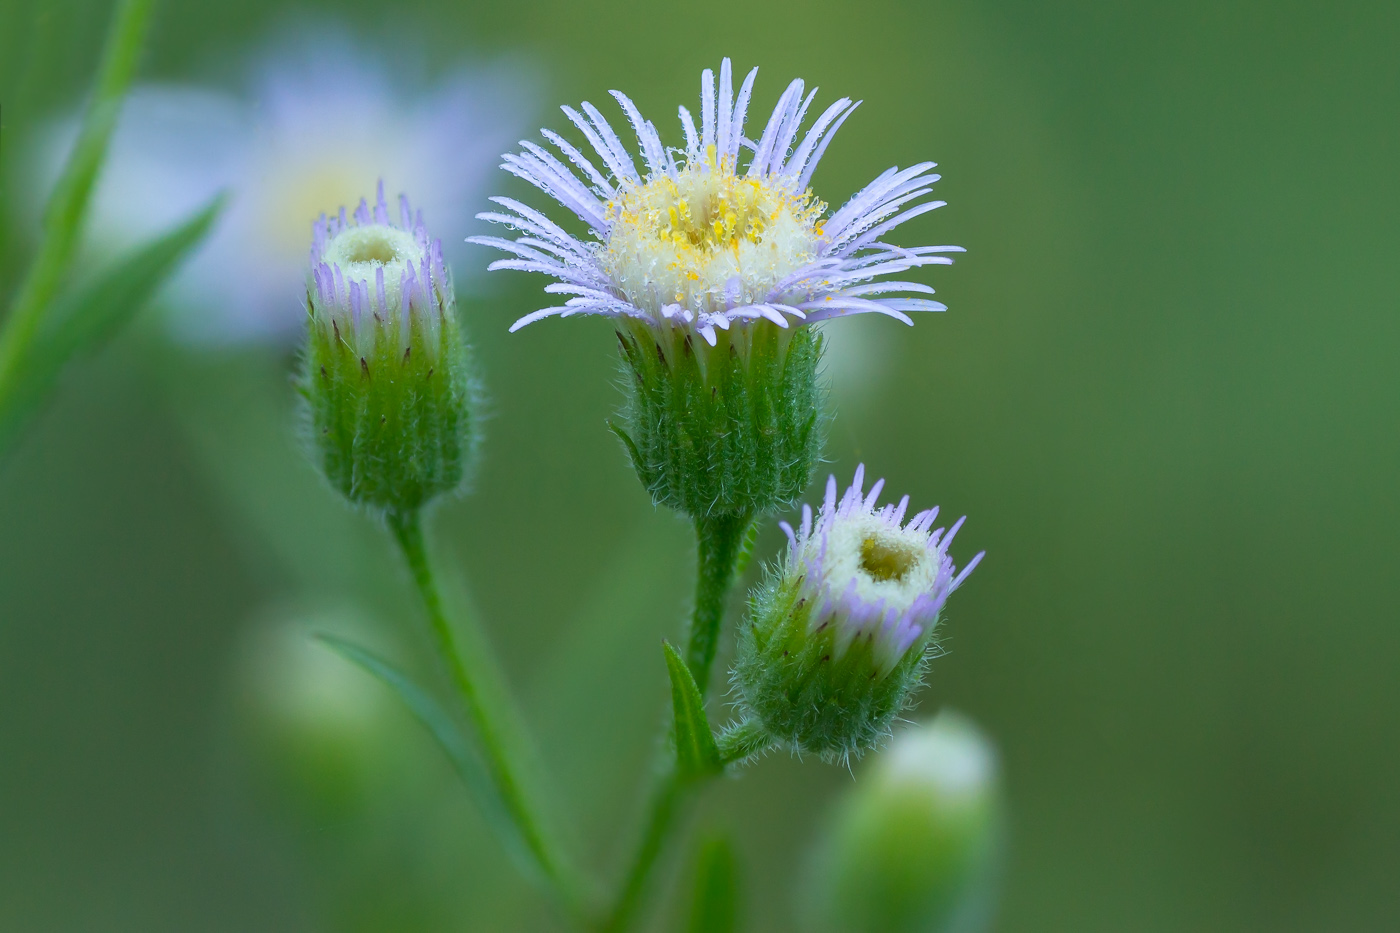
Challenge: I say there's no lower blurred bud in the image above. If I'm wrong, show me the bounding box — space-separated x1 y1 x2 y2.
802 711 1003 933
233 606 395 821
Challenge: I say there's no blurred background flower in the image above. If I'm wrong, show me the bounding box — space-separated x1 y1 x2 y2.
25 26 530 344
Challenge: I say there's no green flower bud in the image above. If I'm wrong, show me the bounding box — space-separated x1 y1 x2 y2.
301 183 476 516
803 712 1003 933
733 467 983 761
613 318 823 518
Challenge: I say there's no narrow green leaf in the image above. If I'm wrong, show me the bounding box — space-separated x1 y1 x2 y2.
48 194 224 358
686 831 740 933
314 633 533 871
0 0 156 401
663 640 721 778
0 194 225 451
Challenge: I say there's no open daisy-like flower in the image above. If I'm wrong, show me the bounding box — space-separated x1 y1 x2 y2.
470 58 962 345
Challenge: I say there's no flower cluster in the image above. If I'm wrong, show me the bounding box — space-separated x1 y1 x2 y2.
286 53 989 927
733 467 982 759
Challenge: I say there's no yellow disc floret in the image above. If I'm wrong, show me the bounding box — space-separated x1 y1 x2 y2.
602 148 825 317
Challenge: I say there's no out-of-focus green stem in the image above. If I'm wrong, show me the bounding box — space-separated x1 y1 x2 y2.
388 509 587 923
597 766 686 933
598 718 773 933
0 0 155 408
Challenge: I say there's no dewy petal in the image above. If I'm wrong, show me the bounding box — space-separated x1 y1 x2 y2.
750 78 803 177
679 105 701 160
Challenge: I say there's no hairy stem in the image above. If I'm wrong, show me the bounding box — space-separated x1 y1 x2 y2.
599 717 773 933
686 510 753 698
716 718 773 766
388 509 585 921
601 514 756 932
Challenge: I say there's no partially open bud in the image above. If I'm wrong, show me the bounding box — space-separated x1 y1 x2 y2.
614 319 823 518
301 183 476 515
803 712 1003 933
732 466 983 760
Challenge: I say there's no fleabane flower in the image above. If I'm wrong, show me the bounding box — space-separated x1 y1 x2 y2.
732 466 983 760
301 184 476 517
472 57 960 341
474 60 959 517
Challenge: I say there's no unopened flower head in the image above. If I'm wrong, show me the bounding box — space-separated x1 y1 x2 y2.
473 59 963 517
733 466 983 760
302 183 476 516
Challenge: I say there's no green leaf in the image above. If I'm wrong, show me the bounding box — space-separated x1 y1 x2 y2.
0 194 225 450
0 0 156 409
314 632 533 871
686 831 740 933
663 640 721 779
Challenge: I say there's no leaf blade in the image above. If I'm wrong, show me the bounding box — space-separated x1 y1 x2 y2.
663 640 721 779
0 0 156 405
314 632 535 873
0 193 225 450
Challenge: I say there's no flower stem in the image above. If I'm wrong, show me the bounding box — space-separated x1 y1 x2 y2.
597 767 686 933
387 509 586 921
599 513 755 932
598 720 774 933
686 510 752 698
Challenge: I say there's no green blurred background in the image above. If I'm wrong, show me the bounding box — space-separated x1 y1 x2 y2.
2 0 1398 930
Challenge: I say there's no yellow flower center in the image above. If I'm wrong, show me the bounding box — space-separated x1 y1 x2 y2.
603 148 825 317
859 534 921 584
